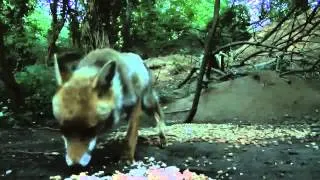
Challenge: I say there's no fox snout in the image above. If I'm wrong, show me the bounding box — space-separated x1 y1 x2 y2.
62 136 97 167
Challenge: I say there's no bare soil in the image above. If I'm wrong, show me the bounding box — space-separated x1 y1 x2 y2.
0 126 319 180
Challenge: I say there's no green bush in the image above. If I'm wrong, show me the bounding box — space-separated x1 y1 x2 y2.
131 0 230 56
15 64 56 118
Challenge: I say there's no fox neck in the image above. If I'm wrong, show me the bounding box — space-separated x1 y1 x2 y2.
101 69 123 126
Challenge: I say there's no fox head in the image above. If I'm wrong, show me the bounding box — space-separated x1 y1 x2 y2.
52 52 122 167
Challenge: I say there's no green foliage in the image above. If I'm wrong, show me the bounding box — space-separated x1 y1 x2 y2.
1 0 39 71
2 0 71 67
0 0 36 26
23 3 71 61
15 65 56 117
155 0 214 29
130 0 231 56
0 0 71 122
220 4 251 45
171 61 185 75
0 105 15 127
132 1 191 45
269 0 290 21
25 6 51 41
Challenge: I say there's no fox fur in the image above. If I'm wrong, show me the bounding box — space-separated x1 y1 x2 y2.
52 48 166 167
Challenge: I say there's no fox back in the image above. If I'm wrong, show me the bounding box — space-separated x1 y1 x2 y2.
52 48 166 167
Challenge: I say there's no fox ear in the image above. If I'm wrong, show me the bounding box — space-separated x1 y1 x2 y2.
54 54 63 86
92 61 117 90
53 51 84 86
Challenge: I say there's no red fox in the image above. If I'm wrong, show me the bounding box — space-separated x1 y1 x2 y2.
52 48 166 167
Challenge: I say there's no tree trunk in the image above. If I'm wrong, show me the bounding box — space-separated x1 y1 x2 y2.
68 9 81 48
47 24 64 64
184 0 220 123
121 0 132 51
0 21 25 111
46 0 69 65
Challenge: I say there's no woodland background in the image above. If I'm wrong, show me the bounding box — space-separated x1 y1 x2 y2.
0 0 318 126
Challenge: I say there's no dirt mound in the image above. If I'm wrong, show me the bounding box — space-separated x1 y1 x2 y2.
164 70 320 124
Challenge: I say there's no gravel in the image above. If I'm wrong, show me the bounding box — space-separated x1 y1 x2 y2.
106 123 312 146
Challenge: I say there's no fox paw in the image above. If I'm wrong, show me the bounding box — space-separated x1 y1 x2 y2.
120 154 135 165
159 135 167 149
140 135 167 148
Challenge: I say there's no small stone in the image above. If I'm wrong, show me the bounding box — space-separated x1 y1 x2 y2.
312 145 319 150
79 172 88 176
50 152 60 155
234 144 241 149
272 141 279 146
49 175 62 180
5 170 12 175
149 157 155 162
217 170 223 174
303 115 311 120
227 153 233 157
161 162 167 167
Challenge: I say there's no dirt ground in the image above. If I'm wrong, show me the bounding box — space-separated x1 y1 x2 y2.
0 126 319 180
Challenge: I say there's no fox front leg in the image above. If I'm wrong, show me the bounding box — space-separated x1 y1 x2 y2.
154 111 167 148
141 89 167 148
121 99 142 164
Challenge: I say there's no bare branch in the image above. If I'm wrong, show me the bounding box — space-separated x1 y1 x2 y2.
184 0 220 123
280 56 320 76
177 67 197 89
